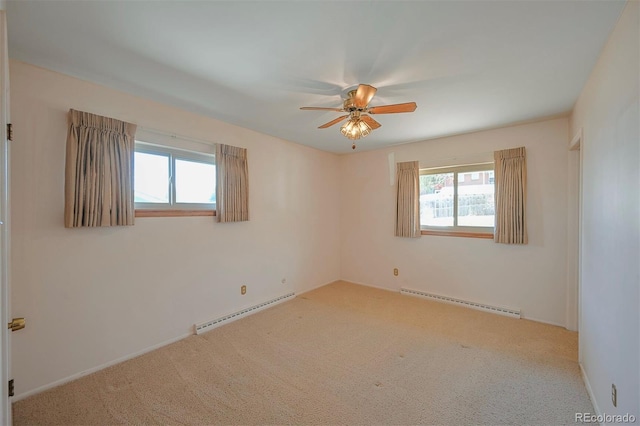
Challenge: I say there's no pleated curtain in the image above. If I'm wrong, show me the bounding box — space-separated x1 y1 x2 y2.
494 147 527 244
395 161 421 238
216 143 249 223
64 109 136 227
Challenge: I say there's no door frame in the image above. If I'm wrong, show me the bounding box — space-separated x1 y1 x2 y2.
0 3 11 424
568 128 583 360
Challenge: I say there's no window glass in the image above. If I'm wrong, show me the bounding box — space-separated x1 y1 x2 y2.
175 159 216 204
420 172 454 227
419 163 494 232
134 152 169 203
134 141 216 210
457 170 495 227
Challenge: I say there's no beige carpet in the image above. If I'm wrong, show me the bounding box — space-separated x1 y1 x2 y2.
13 281 593 425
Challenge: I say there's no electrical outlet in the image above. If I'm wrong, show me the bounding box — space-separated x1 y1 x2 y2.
612 384 617 407
393 268 399 276
241 285 247 295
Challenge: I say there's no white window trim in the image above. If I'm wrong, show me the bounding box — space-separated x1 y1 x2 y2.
135 141 216 211
420 162 494 234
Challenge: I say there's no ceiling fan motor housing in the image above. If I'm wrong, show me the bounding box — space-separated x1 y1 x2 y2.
343 90 361 111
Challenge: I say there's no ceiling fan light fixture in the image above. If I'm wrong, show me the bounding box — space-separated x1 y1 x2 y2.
340 118 371 140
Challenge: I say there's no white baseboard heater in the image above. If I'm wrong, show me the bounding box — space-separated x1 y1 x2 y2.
195 292 296 335
400 288 521 319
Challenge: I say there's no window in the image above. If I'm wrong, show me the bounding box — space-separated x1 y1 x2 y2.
134 141 216 213
419 163 494 237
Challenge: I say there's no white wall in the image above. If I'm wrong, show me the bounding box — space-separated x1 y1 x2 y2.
9 60 341 398
10 2 638 407
570 1 639 418
340 118 570 326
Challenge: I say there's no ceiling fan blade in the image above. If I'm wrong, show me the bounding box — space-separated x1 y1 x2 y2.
368 102 417 114
318 115 349 129
300 107 344 112
353 84 377 108
361 115 381 129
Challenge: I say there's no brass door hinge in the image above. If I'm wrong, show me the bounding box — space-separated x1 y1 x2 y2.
8 379 13 397
7 318 25 332
6 124 12 141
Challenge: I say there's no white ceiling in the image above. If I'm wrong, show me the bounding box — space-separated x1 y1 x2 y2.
6 1 625 153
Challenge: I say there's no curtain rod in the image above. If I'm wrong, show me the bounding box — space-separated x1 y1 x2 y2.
137 126 216 147
416 150 495 166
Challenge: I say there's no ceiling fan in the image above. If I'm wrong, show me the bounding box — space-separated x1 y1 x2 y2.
300 84 417 149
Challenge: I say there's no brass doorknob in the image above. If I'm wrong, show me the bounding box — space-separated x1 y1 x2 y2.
7 318 25 332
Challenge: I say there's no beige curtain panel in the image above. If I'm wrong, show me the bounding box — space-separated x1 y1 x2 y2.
216 143 249 223
494 147 527 244
64 109 137 228
395 161 421 238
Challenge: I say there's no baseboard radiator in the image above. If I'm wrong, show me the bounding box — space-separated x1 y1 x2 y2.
400 288 521 319
195 292 295 335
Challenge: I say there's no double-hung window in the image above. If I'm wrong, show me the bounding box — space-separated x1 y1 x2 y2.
419 163 494 237
134 141 216 212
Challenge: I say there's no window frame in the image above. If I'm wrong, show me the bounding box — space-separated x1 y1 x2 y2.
134 141 216 213
419 162 495 238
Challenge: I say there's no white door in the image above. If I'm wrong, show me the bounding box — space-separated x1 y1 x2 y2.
0 4 11 425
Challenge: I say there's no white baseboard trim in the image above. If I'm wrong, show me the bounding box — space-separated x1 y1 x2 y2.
296 278 342 296
580 362 602 423
343 281 567 327
520 314 567 329
308 280 567 330
401 287 521 319
12 331 193 402
195 292 295 335
338 279 397 293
